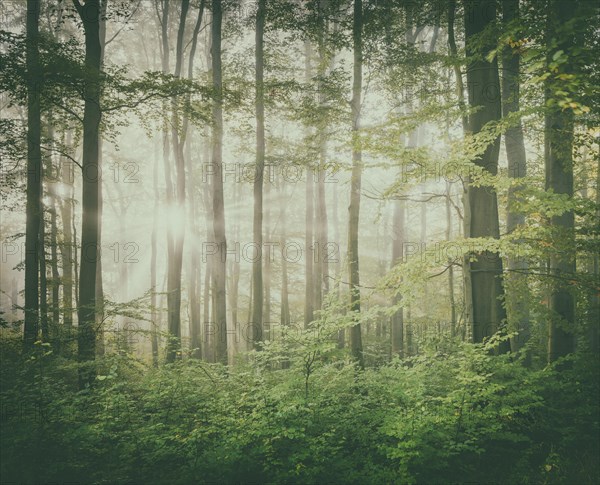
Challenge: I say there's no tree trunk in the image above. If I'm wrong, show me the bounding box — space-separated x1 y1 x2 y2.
165 0 190 363
186 0 206 361
74 0 102 385
391 199 404 357
251 0 266 348
59 134 74 331
151 136 159 366
24 0 42 349
333 180 344 349
348 0 364 368
46 122 61 335
446 182 457 337
464 0 509 350
448 0 472 337
279 182 291 329
39 208 49 342
305 169 315 329
589 157 600 354
49 185 60 332
264 182 272 340
211 0 228 364
545 0 578 362
502 0 531 361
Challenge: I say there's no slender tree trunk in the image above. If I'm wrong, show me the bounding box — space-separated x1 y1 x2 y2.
303 42 315 329
165 0 190 363
74 0 102 385
280 180 291 367
279 182 290 329
59 134 74 330
446 182 457 337
211 0 228 364
251 0 266 347
502 0 530 361
348 0 364 367
203 237 213 360
94 0 109 359
464 0 509 350
448 0 472 336
391 198 404 357
305 169 315 328
545 0 578 362
186 0 206 361
39 209 49 342
151 136 159 366
227 188 240 356
49 186 60 332
24 0 42 349
46 122 60 334
314 0 330 316
72 200 79 308
264 182 272 340
333 180 344 349
188 151 202 359
589 158 600 354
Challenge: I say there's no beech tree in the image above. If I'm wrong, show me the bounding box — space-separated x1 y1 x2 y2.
463 0 508 349
23 0 42 349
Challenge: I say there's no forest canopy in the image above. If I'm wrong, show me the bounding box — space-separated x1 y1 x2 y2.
0 0 598 483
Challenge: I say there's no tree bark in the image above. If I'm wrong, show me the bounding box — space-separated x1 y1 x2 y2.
304 169 315 329
464 0 509 350
165 0 190 363
446 182 457 337
501 0 530 361
151 136 160 366
545 0 577 362
24 0 42 349
39 207 49 342
59 133 74 331
448 0 473 337
251 0 266 347
391 198 404 357
279 181 290 329
264 182 272 340
73 0 102 385
49 184 60 332
348 0 364 367
211 0 228 364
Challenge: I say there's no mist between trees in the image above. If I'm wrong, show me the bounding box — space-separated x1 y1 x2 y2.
0 0 598 483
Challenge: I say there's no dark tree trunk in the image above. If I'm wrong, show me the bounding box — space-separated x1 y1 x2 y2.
186 0 206 360
46 121 60 335
24 0 42 349
501 0 531 361
39 208 49 342
165 0 190 363
448 0 473 333
545 0 578 362
49 185 60 332
464 0 509 350
73 0 102 385
59 135 74 330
